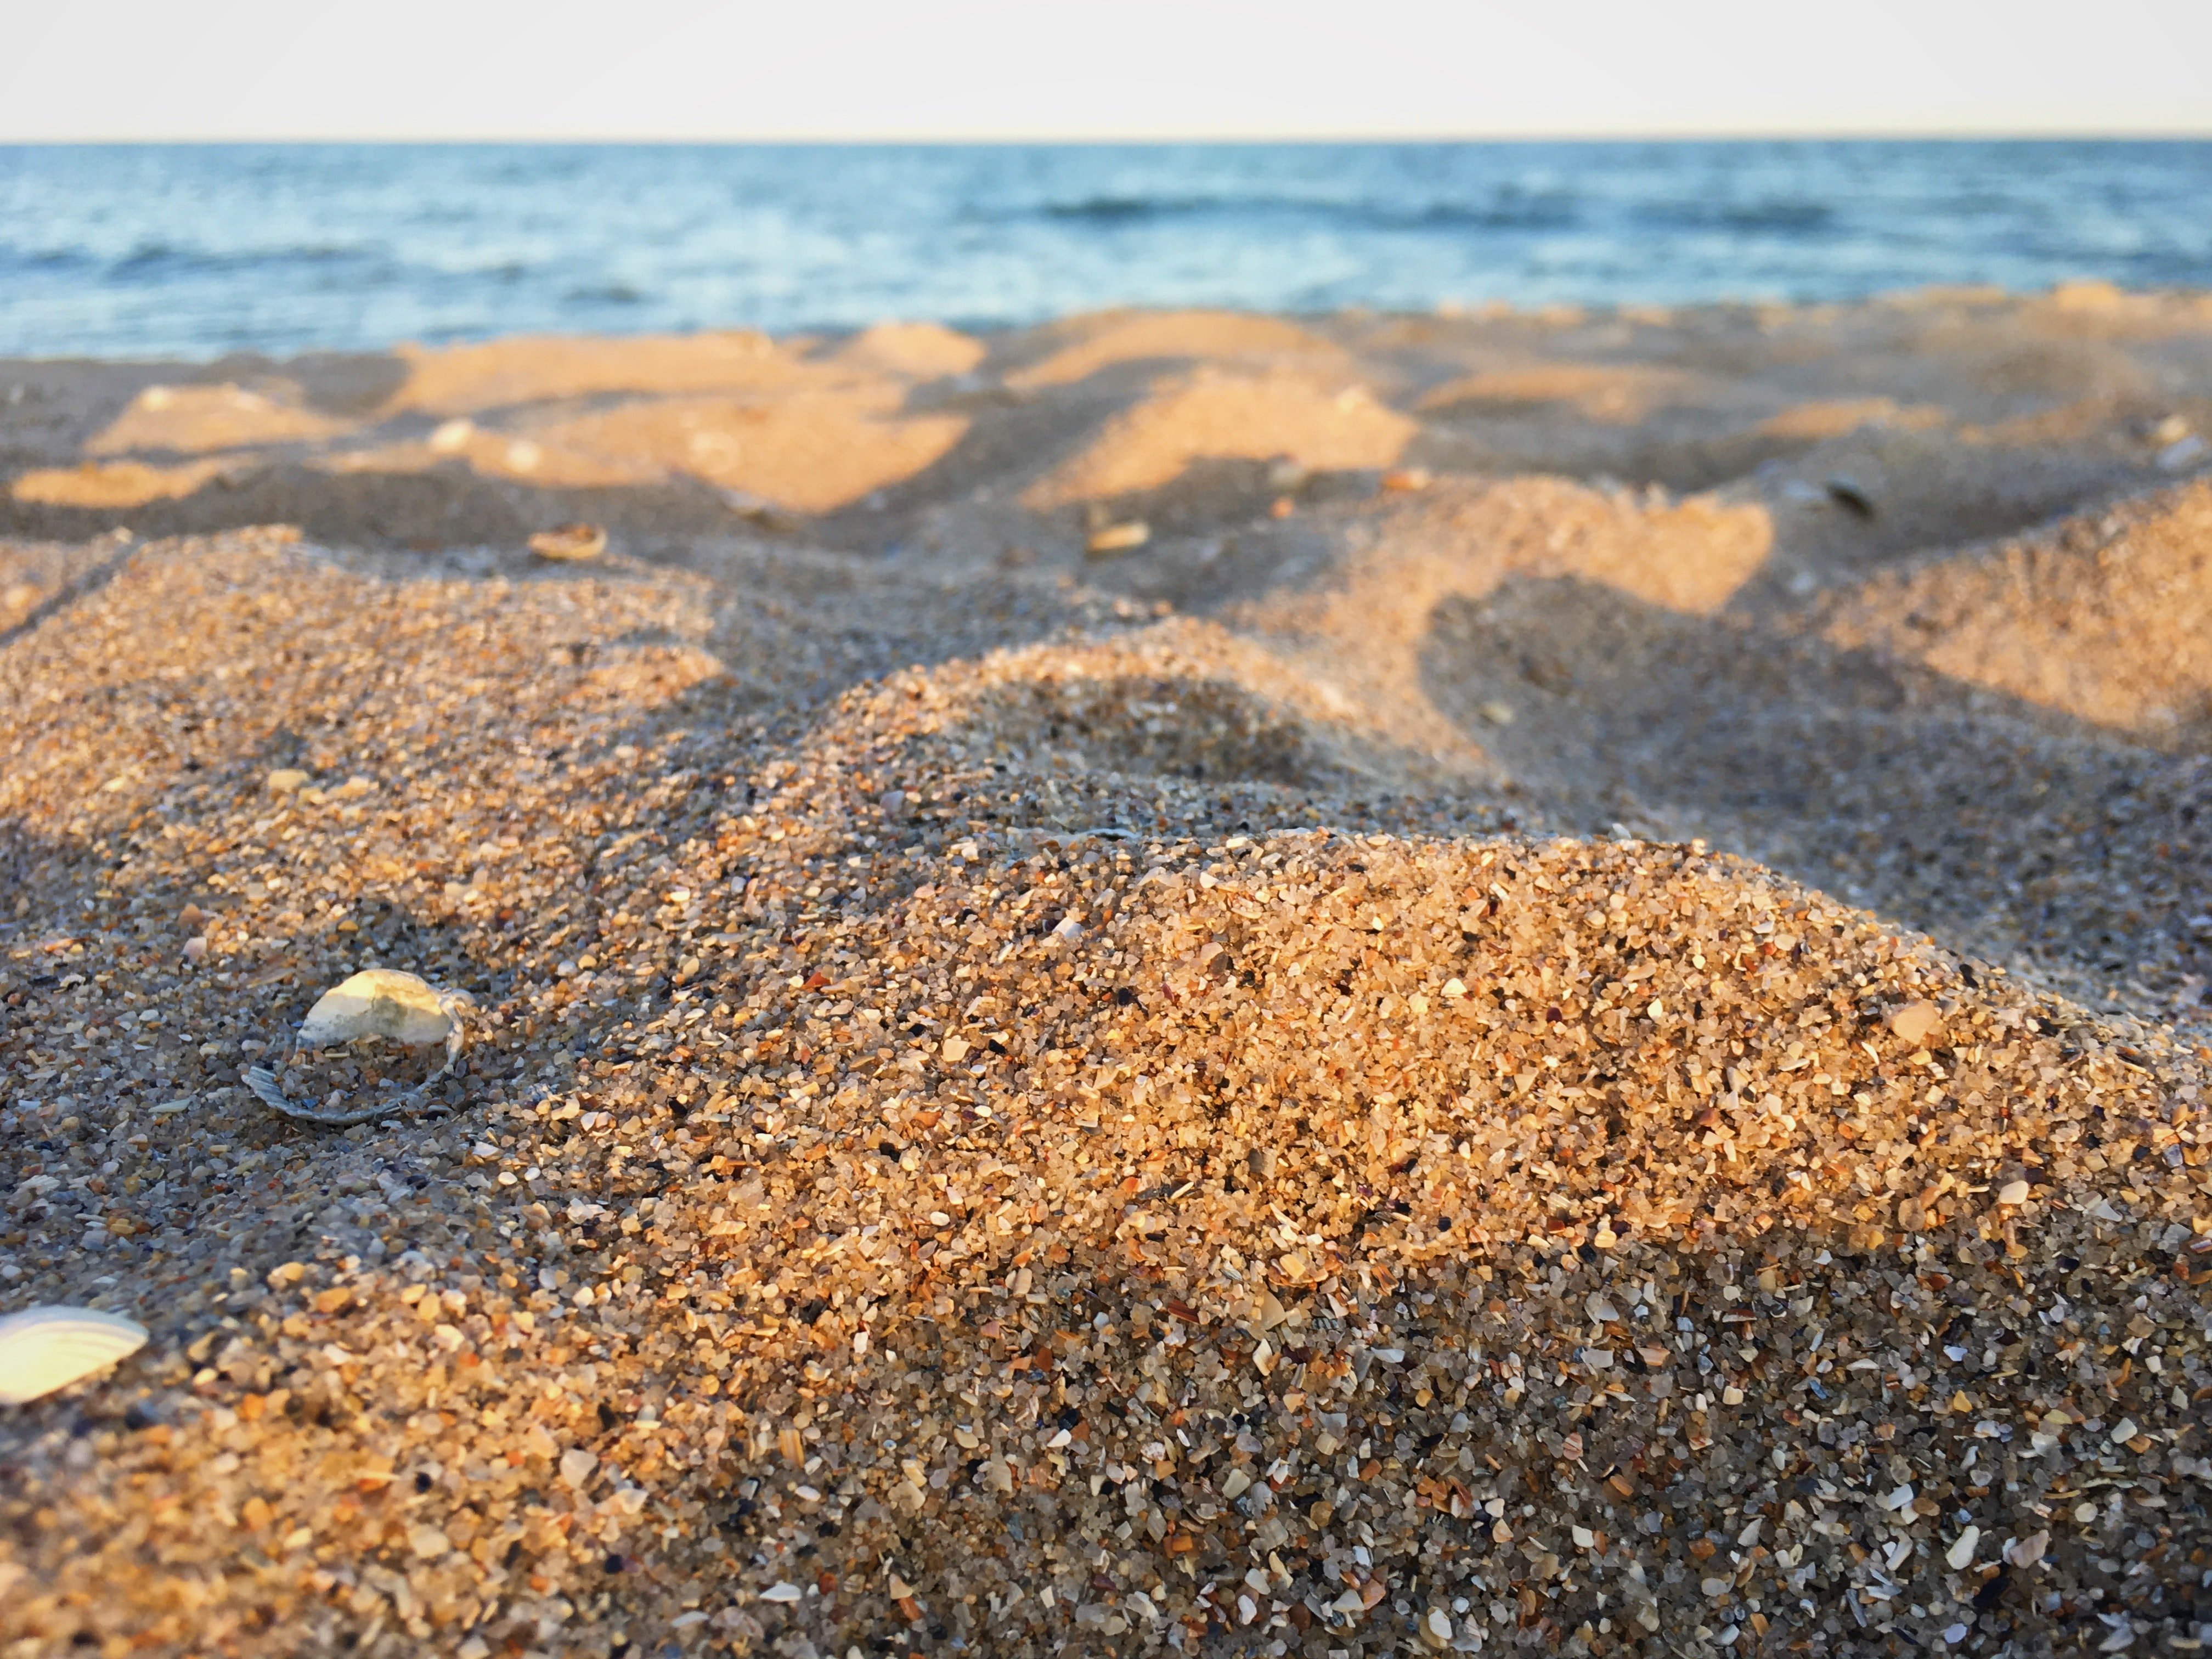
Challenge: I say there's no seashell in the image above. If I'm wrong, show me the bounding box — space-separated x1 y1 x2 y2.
244 969 476 1127
297 968 458 1050
528 523 607 562
1084 521 1149 556
0 1306 149 1404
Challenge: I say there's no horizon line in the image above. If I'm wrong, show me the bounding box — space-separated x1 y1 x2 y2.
6 128 2212 146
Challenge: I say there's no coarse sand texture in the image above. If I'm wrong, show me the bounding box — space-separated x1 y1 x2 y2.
4 290 2212 1658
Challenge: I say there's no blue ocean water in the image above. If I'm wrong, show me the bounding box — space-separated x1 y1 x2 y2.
1 141 2209 361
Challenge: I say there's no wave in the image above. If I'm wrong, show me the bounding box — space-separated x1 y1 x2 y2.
106 240 382 278
1025 192 1581 233
0 247 99 274
1632 199 1838 235
565 282 646 306
1 140 2205 358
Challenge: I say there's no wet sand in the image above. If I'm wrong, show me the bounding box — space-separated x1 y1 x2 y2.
3 287 2212 1657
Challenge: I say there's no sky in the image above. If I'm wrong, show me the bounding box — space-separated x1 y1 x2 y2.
4 0 2209 142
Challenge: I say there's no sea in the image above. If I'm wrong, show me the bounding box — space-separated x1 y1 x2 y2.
2 140 2209 361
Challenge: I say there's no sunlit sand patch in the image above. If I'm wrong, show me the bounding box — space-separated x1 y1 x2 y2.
9 457 231 508
1249 476 1774 642
1414 362 1705 425
1006 308 1351 389
1754 397 1948 440
87 382 352 456
1818 477 2212 742
518 391 972 515
828 320 986 380
386 330 817 415
312 435 642 490
1025 370 1413 509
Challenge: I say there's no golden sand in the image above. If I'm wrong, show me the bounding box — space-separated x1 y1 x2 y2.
2 293 2210 1658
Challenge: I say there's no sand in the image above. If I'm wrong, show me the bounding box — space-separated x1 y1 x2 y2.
2 289 2211 1659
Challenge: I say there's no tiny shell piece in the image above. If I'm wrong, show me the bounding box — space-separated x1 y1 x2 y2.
0 1306 149 1404
528 523 607 562
1085 521 1150 556
297 969 455 1050
1888 1000 1945 1047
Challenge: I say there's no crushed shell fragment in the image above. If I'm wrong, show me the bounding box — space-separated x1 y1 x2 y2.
527 522 607 561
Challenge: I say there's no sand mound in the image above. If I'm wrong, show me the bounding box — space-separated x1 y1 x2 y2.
917 623 1488 803
0 534 115 634
832 323 988 381
88 381 352 457
1818 479 2212 744
1 532 2203 1658
1414 363 1706 427
7 291 2212 1659
519 392 973 515
1007 312 1351 391
1226 478 1774 699
1743 426 2148 592
1025 373 1415 510
389 332 804 415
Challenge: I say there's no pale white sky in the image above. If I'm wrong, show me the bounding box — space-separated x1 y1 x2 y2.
5 0 2208 142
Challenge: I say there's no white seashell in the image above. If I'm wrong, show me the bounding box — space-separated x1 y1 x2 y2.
0 1306 149 1404
298 969 458 1049
245 969 476 1127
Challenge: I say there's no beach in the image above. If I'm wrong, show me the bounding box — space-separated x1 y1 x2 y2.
3 288 2211 1657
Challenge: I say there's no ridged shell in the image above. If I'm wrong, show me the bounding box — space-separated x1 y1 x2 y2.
0 1306 149 1404
297 968 453 1049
